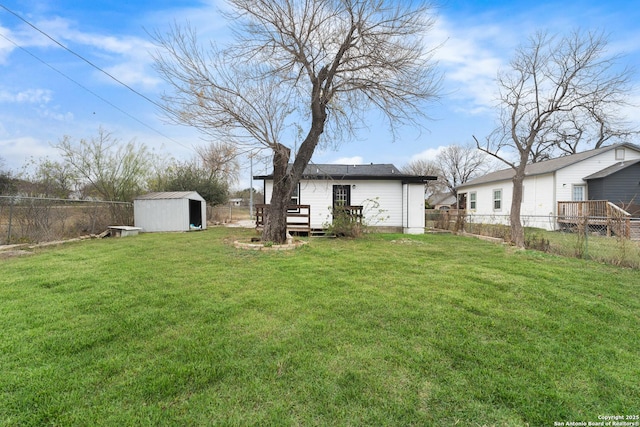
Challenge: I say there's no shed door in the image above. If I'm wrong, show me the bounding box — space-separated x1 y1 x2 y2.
189 199 203 227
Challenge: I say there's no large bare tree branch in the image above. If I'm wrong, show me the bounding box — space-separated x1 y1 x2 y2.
153 0 441 242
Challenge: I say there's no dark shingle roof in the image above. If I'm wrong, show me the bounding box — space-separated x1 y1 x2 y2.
255 163 436 183
458 143 640 189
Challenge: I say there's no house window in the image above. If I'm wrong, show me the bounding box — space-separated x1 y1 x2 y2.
572 185 586 201
469 192 477 210
288 183 300 212
332 185 351 208
615 148 625 160
493 189 502 211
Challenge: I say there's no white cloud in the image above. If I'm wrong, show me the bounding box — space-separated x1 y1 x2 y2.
0 136 57 170
0 26 17 64
331 156 364 165
0 88 53 104
7 15 161 90
425 19 509 115
409 146 446 163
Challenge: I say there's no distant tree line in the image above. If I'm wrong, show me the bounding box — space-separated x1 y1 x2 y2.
0 127 240 206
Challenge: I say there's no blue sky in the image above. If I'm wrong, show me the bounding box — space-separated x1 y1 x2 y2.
1 0 639 188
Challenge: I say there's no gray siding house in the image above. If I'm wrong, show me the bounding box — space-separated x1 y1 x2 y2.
585 159 640 215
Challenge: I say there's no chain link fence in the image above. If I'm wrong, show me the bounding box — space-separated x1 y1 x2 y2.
0 196 254 245
0 196 133 245
426 209 640 269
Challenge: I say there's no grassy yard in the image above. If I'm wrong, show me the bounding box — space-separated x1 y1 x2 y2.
1 228 638 426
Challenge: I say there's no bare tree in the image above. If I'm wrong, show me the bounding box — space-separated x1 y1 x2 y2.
404 143 494 202
402 158 444 201
436 143 493 198
195 142 240 188
0 157 17 195
153 0 441 243
22 158 77 198
150 158 229 205
56 127 153 202
476 30 635 248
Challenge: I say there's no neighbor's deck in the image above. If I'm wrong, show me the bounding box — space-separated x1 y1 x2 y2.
557 200 638 239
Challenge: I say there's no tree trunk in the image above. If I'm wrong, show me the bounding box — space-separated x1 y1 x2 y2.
262 76 328 243
262 143 292 243
510 165 526 248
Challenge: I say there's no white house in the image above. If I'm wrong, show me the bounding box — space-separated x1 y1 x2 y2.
456 143 640 231
255 163 435 234
134 191 207 232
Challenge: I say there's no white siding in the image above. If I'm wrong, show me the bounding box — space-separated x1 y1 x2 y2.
134 199 189 232
403 183 426 234
134 194 207 232
458 147 640 231
264 178 420 233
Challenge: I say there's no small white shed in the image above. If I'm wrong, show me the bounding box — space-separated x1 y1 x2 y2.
134 191 207 232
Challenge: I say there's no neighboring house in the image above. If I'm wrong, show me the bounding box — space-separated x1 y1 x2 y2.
456 143 640 231
134 191 207 232
254 163 436 234
429 193 457 210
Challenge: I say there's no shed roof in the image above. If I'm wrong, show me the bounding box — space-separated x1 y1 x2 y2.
254 163 436 183
135 191 204 201
458 143 640 189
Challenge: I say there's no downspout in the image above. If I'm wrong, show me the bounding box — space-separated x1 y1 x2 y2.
404 183 409 232
552 172 557 230
407 184 410 230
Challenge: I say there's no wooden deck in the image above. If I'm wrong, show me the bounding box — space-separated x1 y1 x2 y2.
255 204 311 234
254 204 364 236
557 200 635 239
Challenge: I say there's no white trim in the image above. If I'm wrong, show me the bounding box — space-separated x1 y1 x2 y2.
493 188 502 211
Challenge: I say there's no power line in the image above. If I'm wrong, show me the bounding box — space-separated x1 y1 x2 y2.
0 3 194 151
0 3 168 113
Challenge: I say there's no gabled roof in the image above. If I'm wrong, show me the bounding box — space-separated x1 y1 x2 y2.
584 159 640 180
135 191 204 200
255 163 437 183
430 192 456 206
457 143 640 189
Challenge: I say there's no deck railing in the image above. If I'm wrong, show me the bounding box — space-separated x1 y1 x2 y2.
255 204 311 234
333 205 364 224
557 200 631 238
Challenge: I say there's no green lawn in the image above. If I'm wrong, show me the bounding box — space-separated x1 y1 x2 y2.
1 228 638 426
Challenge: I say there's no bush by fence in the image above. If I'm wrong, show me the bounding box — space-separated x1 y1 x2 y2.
426 209 640 269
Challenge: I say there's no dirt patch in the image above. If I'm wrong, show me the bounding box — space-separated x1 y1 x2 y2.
0 250 34 258
233 239 308 251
